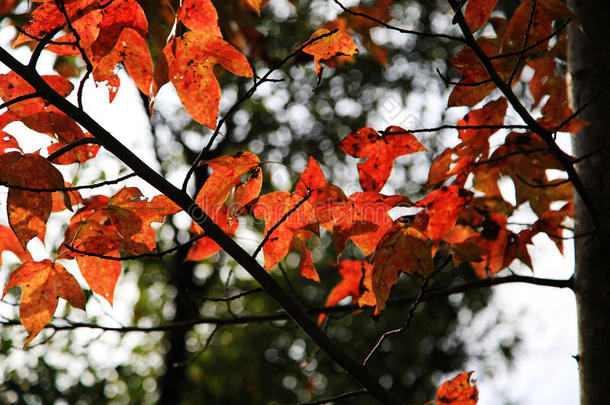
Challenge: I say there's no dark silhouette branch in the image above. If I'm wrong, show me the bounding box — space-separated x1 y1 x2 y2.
0 93 39 110
55 0 93 110
63 233 207 260
436 68 492 87
47 137 104 161
332 0 466 43
516 174 571 188
0 274 573 333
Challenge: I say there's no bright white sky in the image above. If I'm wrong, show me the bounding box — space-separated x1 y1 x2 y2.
0 4 580 404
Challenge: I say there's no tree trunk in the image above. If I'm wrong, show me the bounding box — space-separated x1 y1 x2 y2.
567 1 610 404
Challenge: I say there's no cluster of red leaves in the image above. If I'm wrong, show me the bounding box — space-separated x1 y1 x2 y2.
0 0 362 346
0 7 578 396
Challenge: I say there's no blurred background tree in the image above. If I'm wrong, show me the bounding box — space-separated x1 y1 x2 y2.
0 1 522 404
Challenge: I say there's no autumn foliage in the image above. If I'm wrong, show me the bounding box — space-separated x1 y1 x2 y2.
0 0 585 402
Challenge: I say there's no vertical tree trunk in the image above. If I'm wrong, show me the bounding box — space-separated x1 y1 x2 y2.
567 2 610 404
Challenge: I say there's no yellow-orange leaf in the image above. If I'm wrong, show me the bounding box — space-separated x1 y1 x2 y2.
178 0 222 36
0 225 32 265
3 260 85 346
252 192 317 271
303 28 358 74
164 32 253 129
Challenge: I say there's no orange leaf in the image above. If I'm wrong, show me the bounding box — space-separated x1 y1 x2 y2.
319 260 367 323
371 226 433 314
164 31 253 129
178 0 222 36
436 372 478 405
93 28 153 101
244 0 265 15
323 192 412 256
295 156 347 228
0 152 65 247
3 260 85 346
252 191 317 271
457 98 508 157
303 28 358 74
0 225 33 265
416 186 473 241
291 230 319 282
340 126 426 192
76 250 121 305
106 187 181 254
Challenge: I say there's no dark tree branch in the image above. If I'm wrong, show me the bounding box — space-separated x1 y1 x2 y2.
363 276 431 366
253 190 312 259
0 274 573 332
489 19 570 61
508 0 537 86
436 68 492 87
381 124 529 135
474 148 547 166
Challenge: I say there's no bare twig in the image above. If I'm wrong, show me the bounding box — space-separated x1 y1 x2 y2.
55 0 93 110
47 137 104 161
63 233 207 260
282 389 368 405
333 0 466 43
0 93 39 110
0 172 136 192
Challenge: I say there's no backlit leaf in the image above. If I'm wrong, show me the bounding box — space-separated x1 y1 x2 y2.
436 371 478 405
303 28 358 74
370 226 432 314
339 126 426 192
0 152 65 247
164 31 253 129
3 260 85 346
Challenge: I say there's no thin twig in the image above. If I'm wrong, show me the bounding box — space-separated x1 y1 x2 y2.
253 190 312 259
56 0 93 110
188 288 264 303
172 326 219 367
363 276 431 366
489 19 570 61
47 137 104 161
333 0 466 43
0 93 39 110
508 0 536 86
63 233 207 260
0 172 136 192
282 389 368 405
515 174 570 188
436 68 492 87
0 274 573 333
